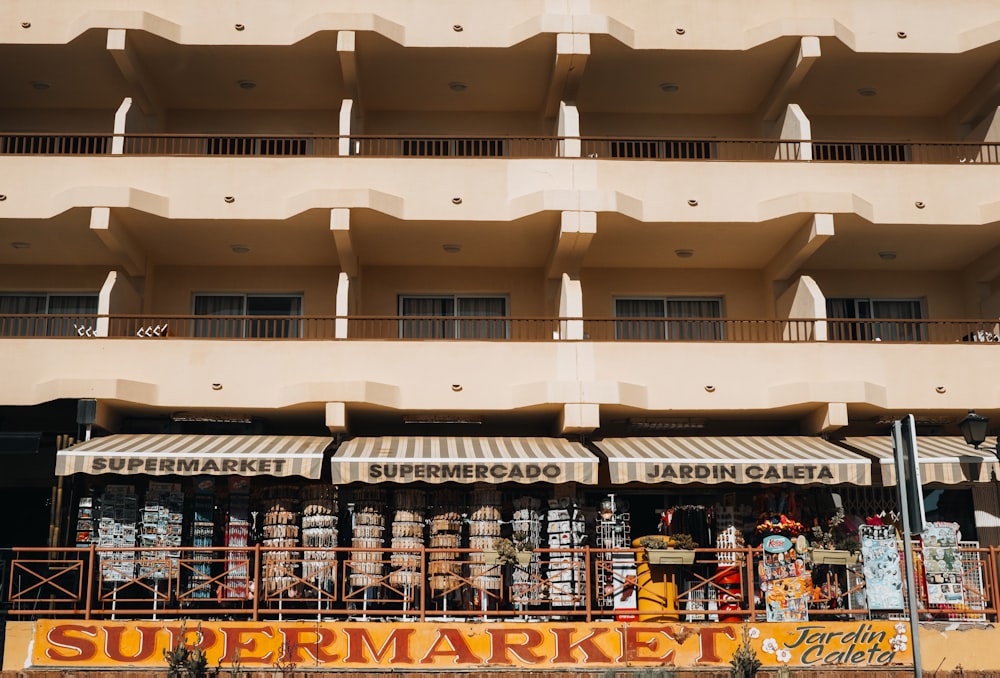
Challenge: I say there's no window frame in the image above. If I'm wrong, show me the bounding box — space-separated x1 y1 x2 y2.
0 292 99 336
397 294 510 339
192 293 303 338
613 296 724 341
826 297 925 341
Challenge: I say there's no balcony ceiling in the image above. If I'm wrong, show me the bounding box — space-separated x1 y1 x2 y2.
578 34 1000 119
348 210 558 268
355 33 555 114
0 209 118 266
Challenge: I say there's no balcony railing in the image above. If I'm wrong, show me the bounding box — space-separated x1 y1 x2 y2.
1 315 999 343
5 544 996 622
1 133 998 164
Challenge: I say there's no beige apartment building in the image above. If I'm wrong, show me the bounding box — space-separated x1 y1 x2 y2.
2 1 1000 673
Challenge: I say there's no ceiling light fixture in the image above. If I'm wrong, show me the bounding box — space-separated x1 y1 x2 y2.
674 249 694 258
30 81 50 90
858 87 877 97
237 80 256 89
10 242 30 249
659 82 680 93
442 244 461 253
448 81 467 92
878 250 897 260
231 244 250 254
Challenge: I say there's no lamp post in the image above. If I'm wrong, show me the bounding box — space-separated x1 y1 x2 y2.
958 410 991 450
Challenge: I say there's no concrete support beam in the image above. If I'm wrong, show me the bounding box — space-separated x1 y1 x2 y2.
112 98 132 155
559 403 599 434
776 275 827 341
773 103 812 160
89 207 146 277
326 402 348 433
766 213 834 283
558 273 584 340
330 208 358 277
950 61 1000 128
335 272 350 339
338 31 359 100
546 210 595 279
106 29 161 117
558 102 581 158
757 36 821 122
545 33 589 119
802 402 848 434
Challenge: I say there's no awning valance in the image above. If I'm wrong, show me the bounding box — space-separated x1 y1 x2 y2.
56 434 331 479
594 436 873 485
330 436 598 485
840 436 999 485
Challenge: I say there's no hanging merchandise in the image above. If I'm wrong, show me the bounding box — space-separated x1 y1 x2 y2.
713 503 746 622
224 477 251 599
547 496 589 608
139 482 184 580
260 485 301 598
349 487 386 596
922 522 965 607
389 489 425 592
859 521 904 610
428 489 464 605
595 495 635 615
758 531 810 622
467 485 503 608
96 485 138 582
509 496 543 610
301 485 339 598
189 478 215 599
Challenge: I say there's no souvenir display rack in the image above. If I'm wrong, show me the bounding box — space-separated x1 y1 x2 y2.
96 485 138 582
189 478 215 599
223 478 250 599
547 497 588 607
595 495 633 611
510 496 543 608
260 485 301 597
301 485 339 598
139 482 184 580
428 489 464 604
467 485 502 607
389 489 425 591
349 487 386 596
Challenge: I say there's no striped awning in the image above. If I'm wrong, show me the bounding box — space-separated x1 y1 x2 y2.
594 436 873 486
331 436 598 485
56 434 331 479
840 436 999 485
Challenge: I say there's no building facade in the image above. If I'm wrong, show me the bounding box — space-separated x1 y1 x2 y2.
2 0 1000 673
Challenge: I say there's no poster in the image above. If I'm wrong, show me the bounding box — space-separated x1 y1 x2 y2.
758 534 810 622
859 524 904 610
921 522 964 606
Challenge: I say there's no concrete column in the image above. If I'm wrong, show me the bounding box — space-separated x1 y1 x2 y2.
776 275 826 341
112 97 132 155
558 102 580 158
774 103 812 160
558 272 583 340
335 272 350 339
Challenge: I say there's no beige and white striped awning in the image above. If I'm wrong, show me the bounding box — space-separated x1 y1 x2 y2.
56 434 331 479
594 436 873 485
840 436 999 485
331 436 598 485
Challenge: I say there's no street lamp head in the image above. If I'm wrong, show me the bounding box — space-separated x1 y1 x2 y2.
958 410 990 449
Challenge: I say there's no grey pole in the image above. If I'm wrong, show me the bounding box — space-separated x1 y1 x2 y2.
893 418 924 678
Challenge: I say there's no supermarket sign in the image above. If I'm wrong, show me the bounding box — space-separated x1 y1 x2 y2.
13 621 911 670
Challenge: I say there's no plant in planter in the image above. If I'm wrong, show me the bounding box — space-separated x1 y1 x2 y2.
638 534 698 564
809 507 860 562
493 534 533 566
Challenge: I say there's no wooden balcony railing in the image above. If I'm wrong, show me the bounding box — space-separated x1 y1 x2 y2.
1 132 998 164
1 314 998 343
5 544 997 623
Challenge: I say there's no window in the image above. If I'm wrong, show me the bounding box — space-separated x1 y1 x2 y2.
615 297 723 340
0 294 98 336
193 294 302 337
826 298 924 341
399 295 508 338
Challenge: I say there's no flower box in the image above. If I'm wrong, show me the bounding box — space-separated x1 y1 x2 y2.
646 549 696 565
811 549 858 565
516 551 533 565
483 550 501 565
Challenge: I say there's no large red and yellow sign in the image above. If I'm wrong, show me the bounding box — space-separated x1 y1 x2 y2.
10 620 912 670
